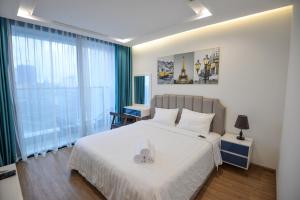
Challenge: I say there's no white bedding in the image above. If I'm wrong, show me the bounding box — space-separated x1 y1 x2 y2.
68 120 222 200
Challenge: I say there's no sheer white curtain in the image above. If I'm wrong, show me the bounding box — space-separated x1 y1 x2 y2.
10 23 115 158
81 39 115 134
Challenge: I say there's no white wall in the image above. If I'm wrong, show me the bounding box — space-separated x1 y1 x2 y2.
132 7 292 169
277 2 300 199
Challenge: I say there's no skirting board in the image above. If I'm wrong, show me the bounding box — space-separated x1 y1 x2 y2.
250 163 276 173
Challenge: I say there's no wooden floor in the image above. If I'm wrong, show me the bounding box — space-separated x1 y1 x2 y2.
16 148 276 200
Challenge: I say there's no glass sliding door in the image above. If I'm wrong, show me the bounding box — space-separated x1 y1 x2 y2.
81 39 115 134
11 25 82 156
10 23 115 158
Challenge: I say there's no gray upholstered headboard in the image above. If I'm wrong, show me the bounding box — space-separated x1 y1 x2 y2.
150 94 226 135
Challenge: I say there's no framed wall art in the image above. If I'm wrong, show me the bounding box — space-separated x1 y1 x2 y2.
157 47 220 84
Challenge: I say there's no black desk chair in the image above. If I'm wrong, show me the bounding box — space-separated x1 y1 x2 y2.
110 112 136 129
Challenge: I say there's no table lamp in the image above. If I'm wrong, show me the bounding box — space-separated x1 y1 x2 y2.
234 115 249 140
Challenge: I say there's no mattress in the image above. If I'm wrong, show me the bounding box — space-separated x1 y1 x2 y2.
68 120 222 200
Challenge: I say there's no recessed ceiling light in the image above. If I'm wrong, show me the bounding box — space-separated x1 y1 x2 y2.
113 38 133 43
17 6 41 21
194 7 212 19
187 0 212 20
17 7 32 18
17 0 38 20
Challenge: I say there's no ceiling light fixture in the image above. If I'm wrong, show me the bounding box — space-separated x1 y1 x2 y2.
194 7 212 19
17 7 37 20
17 0 39 20
187 0 212 20
113 38 133 43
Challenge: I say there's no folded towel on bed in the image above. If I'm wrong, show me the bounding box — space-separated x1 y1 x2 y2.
134 153 145 163
134 140 155 164
145 143 155 163
140 140 151 157
134 144 146 163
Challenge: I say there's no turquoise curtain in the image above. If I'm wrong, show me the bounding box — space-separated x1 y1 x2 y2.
115 45 132 114
134 76 145 104
0 17 16 166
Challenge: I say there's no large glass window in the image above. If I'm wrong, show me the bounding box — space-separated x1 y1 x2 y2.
11 24 115 157
81 39 115 134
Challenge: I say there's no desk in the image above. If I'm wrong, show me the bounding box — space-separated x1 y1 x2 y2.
123 104 150 119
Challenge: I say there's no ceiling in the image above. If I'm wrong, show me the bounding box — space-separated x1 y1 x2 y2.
0 0 294 46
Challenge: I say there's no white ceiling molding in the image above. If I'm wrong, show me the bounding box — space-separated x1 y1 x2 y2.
15 0 130 45
0 0 293 46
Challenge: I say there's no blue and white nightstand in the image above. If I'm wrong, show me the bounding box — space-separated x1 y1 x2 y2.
221 133 253 170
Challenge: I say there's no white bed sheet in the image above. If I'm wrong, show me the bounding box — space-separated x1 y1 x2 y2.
68 120 222 200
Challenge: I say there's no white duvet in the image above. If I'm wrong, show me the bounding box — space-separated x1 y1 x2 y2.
68 120 222 200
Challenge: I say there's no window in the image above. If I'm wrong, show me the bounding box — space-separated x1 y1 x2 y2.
11 24 115 157
81 39 115 134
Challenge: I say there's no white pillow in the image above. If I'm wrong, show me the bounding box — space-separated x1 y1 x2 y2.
152 108 179 126
177 108 215 136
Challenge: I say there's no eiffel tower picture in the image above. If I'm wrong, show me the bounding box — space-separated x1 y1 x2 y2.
177 56 188 82
174 52 194 84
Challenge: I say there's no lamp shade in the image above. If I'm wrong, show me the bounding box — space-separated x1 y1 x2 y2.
234 115 249 130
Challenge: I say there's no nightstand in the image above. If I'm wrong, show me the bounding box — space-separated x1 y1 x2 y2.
221 133 253 170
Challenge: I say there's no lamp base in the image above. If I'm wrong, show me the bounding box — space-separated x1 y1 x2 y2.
236 135 245 140
236 130 245 140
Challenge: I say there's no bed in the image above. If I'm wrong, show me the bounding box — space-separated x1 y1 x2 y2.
69 94 226 200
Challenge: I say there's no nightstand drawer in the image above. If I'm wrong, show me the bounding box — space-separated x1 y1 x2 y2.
221 151 248 168
123 108 141 117
221 140 249 156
